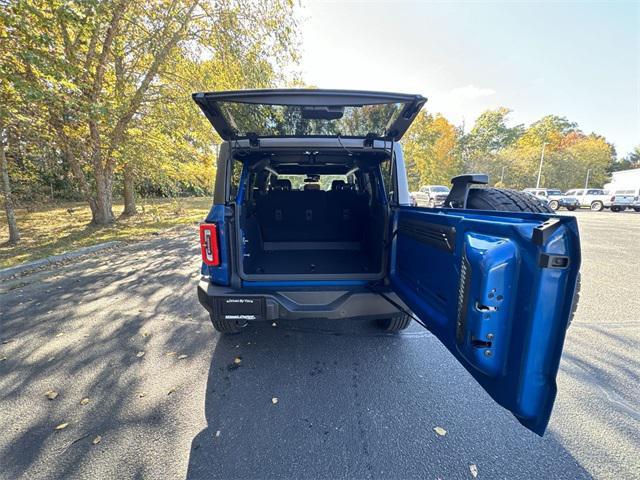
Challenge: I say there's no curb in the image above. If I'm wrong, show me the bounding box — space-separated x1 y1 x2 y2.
0 241 123 281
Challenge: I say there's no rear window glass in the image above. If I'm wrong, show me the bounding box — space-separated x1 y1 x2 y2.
276 175 351 191
216 102 405 138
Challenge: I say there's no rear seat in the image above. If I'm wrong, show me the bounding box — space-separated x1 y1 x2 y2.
257 178 367 242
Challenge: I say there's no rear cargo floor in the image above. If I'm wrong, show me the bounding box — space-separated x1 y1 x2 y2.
245 249 376 275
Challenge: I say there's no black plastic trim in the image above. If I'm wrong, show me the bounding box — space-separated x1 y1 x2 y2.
397 218 456 252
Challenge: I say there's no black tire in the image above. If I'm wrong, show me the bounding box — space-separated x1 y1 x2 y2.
590 201 604 212
611 206 620 212
548 200 559 210
378 313 412 332
209 313 244 334
466 188 554 213
634 207 640 212
567 206 578 211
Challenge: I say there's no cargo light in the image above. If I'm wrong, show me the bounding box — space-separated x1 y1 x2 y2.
200 224 220 266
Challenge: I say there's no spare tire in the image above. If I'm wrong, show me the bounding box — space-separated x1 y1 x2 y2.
466 188 554 213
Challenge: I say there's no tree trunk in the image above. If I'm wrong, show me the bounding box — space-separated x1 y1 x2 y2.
92 167 115 225
122 162 137 216
0 136 20 244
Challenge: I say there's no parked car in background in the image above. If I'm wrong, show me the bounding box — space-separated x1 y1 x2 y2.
523 188 579 211
410 185 451 207
608 189 636 212
564 188 635 212
564 189 611 211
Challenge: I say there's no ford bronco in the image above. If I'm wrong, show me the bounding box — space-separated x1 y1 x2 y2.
193 89 581 435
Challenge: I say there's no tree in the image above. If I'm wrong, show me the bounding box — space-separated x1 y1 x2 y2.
0 121 20 244
4 0 298 224
462 107 523 181
403 111 462 190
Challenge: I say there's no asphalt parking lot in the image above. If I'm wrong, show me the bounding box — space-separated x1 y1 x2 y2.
0 210 638 480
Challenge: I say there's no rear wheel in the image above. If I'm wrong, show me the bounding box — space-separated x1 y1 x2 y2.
548 200 559 210
378 313 412 332
635 207 640 212
567 206 578 211
590 201 604 212
611 206 621 212
209 313 244 334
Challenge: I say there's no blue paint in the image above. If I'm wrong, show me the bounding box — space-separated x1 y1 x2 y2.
390 207 580 435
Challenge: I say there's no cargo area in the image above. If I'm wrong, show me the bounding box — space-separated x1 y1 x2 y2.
236 156 389 280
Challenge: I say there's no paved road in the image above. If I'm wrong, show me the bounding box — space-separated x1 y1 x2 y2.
0 211 638 480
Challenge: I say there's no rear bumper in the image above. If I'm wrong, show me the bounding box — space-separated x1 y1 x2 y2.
197 279 403 321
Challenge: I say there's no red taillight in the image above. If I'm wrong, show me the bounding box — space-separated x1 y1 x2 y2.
200 224 220 266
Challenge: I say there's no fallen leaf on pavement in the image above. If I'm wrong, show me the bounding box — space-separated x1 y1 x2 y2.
178 354 188 360
271 397 278 404
234 357 242 364
136 351 145 358
92 435 101 445
168 388 176 395
138 392 147 398
2 339 14 344
55 333 64 338
142 332 150 337
215 430 221 437
0 356 7 362
470 464 478 478
433 426 447 436
45 390 59 400
55 422 69 430
80 397 89 405
166 351 177 356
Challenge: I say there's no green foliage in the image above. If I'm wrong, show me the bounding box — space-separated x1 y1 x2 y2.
0 0 299 217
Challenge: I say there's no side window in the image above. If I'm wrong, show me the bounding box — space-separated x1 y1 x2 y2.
228 159 243 202
380 157 396 204
587 189 600 195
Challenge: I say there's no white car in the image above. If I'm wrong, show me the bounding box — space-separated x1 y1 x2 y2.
410 185 451 208
522 188 579 211
564 188 632 212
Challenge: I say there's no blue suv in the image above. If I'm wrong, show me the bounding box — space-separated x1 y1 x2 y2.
193 89 581 435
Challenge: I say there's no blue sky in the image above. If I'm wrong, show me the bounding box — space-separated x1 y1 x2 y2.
298 1 639 157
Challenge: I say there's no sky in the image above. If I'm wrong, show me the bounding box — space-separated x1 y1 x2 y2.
297 0 640 157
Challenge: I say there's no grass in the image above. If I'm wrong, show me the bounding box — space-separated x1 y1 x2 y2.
0 197 213 269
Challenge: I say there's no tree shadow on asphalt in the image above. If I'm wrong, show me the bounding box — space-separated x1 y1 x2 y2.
186 319 591 480
0 229 211 479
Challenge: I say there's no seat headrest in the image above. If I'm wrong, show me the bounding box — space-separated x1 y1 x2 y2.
273 179 291 191
331 180 346 191
304 183 320 191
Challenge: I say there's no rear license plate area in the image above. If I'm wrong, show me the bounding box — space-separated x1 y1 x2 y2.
214 297 266 321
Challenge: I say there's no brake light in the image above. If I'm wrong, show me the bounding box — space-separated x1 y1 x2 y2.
200 224 220 266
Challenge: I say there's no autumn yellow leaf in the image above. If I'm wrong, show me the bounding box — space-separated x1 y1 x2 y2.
45 390 59 400
433 426 447 436
80 397 89 405
92 435 101 445
55 422 69 430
